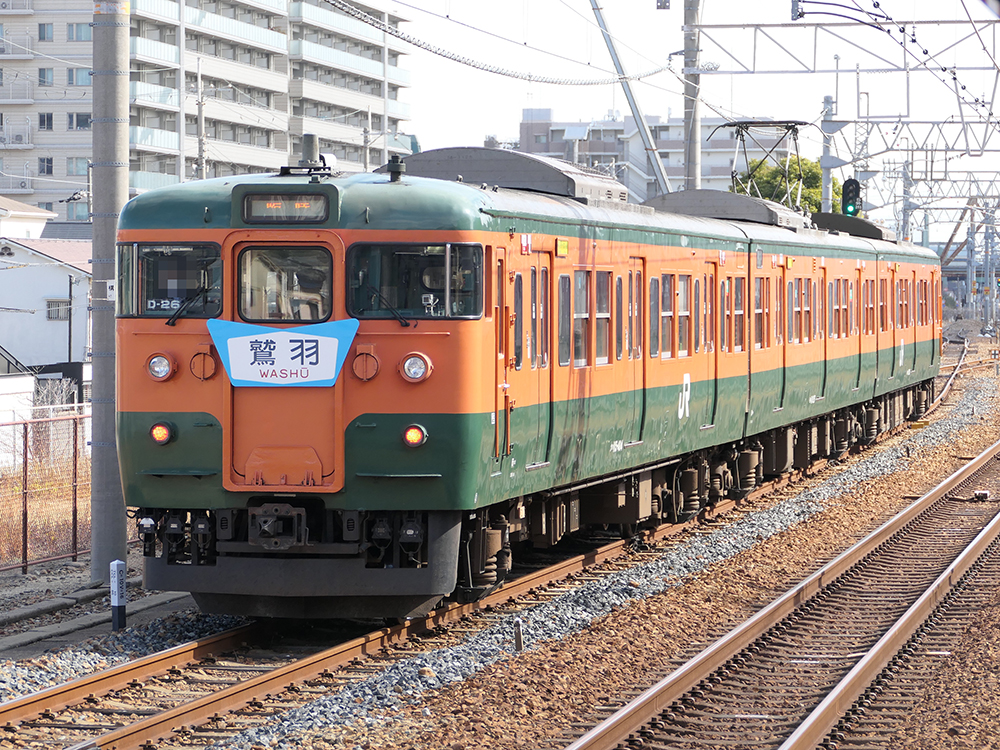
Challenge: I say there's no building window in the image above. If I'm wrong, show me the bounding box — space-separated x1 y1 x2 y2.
534 134 547 144
38 23 53 41
67 69 92 86
67 202 89 221
67 157 88 175
68 113 92 130
47 299 70 321
68 23 92 41
38 202 53 211
39 68 54 87
38 157 53 175
39 113 53 130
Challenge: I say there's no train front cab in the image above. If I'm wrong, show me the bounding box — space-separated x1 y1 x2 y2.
116 208 497 618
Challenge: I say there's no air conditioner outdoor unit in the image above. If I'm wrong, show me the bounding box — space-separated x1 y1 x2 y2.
13 134 23 143
0 137 6 144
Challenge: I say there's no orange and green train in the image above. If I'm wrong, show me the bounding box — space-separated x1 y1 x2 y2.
115 147 940 619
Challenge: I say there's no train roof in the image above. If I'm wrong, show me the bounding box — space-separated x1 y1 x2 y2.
118 149 938 265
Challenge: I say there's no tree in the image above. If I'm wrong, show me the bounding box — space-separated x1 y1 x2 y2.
731 156 842 215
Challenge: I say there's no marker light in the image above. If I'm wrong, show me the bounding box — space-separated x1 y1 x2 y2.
402 424 427 448
150 422 173 445
399 352 433 382
147 353 175 381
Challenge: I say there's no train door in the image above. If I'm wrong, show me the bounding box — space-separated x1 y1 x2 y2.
493 247 509 464
930 270 939 365
777 266 788 408
909 270 918 373
526 258 552 467
854 267 863 390
626 257 645 444
821 264 829 397
225 239 343 492
703 261 718 427
889 264 899 379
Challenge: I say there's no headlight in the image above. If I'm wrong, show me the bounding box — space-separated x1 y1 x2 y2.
147 353 175 381
399 352 432 382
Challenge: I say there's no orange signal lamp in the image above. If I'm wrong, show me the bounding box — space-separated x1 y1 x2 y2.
150 422 174 445
402 424 427 448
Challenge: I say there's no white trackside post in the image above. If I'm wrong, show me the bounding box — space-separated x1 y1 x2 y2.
111 559 126 631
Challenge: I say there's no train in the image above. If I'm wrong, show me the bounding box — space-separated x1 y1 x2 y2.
115 145 941 619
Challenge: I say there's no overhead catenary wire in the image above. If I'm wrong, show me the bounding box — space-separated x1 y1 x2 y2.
320 0 672 86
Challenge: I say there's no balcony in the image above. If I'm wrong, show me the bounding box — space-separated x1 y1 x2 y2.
185 7 287 53
132 0 179 22
0 0 34 12
0 81 33 104
0 125 32 148
288 2 404 51
131 81 180 109
289 39 410 86
129 170 180 191
0 174 32 192
130 125 180 152
0 33 33 58
131 36 181 66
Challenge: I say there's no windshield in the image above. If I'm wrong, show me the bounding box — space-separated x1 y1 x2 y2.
239 246 332 322
347 243 483 320
121 244 222 318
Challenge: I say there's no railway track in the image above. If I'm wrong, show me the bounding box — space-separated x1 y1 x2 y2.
0 513 729 749
557 438 1000 750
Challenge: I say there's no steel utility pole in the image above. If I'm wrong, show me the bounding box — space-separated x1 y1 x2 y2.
683 0 701 190
90 0 129 583
590 1 671 196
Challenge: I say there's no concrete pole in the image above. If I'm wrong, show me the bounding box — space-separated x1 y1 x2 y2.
821 95 833 213
684 0 701 190
197 58 205 180
90 0 129 583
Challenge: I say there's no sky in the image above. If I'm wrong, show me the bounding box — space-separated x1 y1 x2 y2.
386 0 1000 232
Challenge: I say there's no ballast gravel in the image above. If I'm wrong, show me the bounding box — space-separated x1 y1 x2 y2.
0 613 244 703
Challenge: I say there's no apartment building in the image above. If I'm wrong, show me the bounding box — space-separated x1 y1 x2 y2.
520 108 788 203
0 0 411 221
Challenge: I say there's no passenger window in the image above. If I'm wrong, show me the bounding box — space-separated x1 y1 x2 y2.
661 274 673 358
734 277 745 352
616 275 623 361
540 268 550 367
649 276 659 358
573 270 590 367
530 268 537 368
754 277 764 349
558 274 571 366
694 278 700 353
596 271 611 365
347 243 483 320
514 274 523 370
678 275 691 357
130 243 222 319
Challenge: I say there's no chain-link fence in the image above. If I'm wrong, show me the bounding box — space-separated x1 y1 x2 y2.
0 406 92 572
